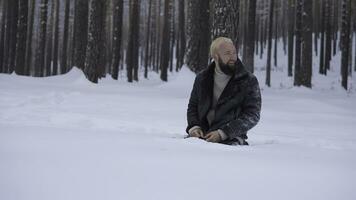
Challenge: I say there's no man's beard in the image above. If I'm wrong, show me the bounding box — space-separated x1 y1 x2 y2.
218 57 236 76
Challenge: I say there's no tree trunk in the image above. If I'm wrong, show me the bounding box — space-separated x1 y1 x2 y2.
144 0 152 79
0 0 6 73
52 0 60 75
266 0 274 87
112 0 123 80
288 0 295 77
25 0 35 76
126 0 140 82
15 0 28 75
319 0 326 75
160 0 171 81
294 0 302 86
61 0 70 74
84 0 106 83
301 0 313 88
324 0 332 71
243 0 256 73
45 1 54 76
186 0 210 73
34 0 48 77
211 0 240 48
340 0 351 90
73 0 89 70
175 0 185 71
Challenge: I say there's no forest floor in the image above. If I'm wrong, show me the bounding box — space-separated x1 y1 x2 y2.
1 55 356 199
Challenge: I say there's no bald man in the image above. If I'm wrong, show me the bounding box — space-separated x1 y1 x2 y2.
186 37 261 145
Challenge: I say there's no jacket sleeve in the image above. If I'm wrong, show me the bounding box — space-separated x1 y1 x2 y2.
186 76 201 134
220 75 261 139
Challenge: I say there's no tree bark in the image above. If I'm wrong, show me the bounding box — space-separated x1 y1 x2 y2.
186 0 210 73
15 0 28 75
266 0 274 87
73 0 89 70
243 0 256 73
294 0 302 86
126 0 140 82
288 0 295 77
84 0 106 83
301 0 313 88
112 0 123 80
340 0 351 90
34 0 48 77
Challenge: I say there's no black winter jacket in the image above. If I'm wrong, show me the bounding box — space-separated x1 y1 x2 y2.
186 59 261 140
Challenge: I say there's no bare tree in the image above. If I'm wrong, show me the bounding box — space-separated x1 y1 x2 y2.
84 0 106 83
25 0 36 75
159 0 171 81
126 0 140 82
61 0 70 74
144 0 152 78
72 0 89 70
15 0 28 75
287 0 295 77
112 0 123 80
175 0 185 71
340 0 351 90
243 0 257 73
301 0 313 88
294 0 302 86
34 0 48 77
186 0 210 73
52 0 60 75
266 0 274 87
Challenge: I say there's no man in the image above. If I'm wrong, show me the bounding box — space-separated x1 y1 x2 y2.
186 37 261 145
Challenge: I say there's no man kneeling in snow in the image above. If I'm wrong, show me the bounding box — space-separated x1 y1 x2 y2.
186 37 261 145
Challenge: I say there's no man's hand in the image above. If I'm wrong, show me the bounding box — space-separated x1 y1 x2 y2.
204 131 222 143
189 128 204 138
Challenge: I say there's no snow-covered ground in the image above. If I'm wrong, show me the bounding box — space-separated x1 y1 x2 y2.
1 56 356 200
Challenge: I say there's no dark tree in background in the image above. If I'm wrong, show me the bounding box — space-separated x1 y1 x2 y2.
243 0 256 73
287 0 295 77
265 0 274 87
159 0 171 81
340 0 351 90
72 0 89 70
294 0 302 86
211 0 240 48
25 0 36 75
186 0 210 73
1 0 19 74
84 0 106 83
144 0 152 79
301 0 313 88
175 0 185 71
61 0 70 74
319 0 326 75
111 0 123 80
126 0 140 82
34 0 48 77
0 0 6 73
45 0 54 76
52 0 60 75
15 0 28 75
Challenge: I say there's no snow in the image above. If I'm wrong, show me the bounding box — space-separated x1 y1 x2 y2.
1 56 356 200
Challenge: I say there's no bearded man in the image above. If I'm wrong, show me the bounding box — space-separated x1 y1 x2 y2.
186 37 261 145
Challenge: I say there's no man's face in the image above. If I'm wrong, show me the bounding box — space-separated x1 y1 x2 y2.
215 42 237 66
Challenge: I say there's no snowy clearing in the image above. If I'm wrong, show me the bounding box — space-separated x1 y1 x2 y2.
1 64 356 200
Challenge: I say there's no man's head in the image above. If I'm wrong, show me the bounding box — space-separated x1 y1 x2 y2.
209 37 238 75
